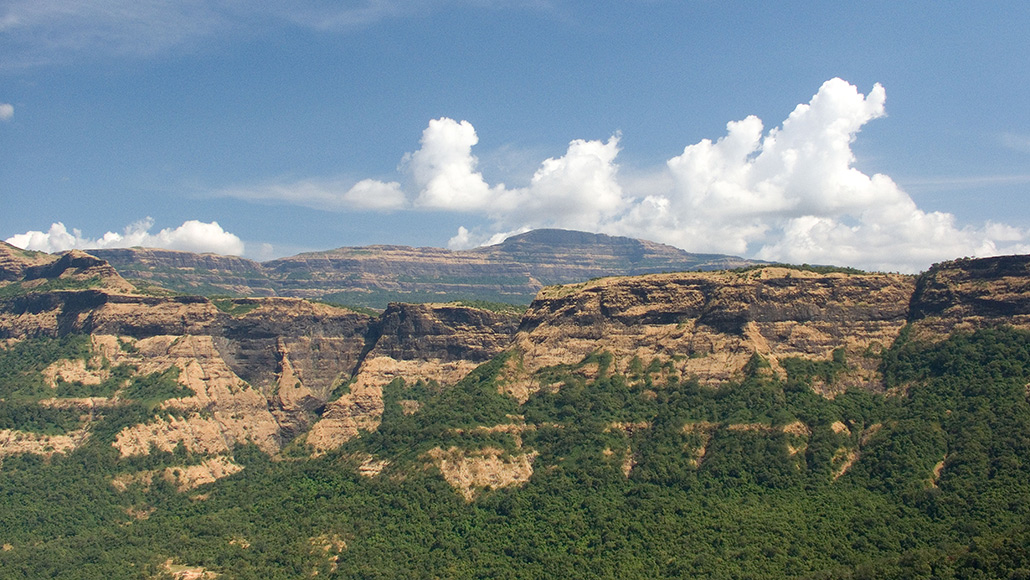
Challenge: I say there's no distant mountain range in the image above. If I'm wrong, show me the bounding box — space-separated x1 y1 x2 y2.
87 229 762 308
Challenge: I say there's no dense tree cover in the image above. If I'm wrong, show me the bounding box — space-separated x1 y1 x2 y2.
2 328 1030 578
0 335 92 400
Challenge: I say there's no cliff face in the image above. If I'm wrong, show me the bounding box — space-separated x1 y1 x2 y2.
908 255 1030 337
0 248 520 464
305 303 521 452
86 247 275 297
509 268 916 397
6 246 1030 473
0 241 54 282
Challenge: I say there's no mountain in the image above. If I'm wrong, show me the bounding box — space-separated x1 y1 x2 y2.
3 245 1030 578
87 229 762 308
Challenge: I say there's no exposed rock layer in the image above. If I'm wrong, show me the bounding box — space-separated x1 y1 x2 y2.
511 268 916 396
5 246 1030 466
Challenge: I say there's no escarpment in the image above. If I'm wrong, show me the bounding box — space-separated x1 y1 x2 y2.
908 254 1030 336
305 302 520 452
86 229 764 308
6 244 1030 467
510 268 917 396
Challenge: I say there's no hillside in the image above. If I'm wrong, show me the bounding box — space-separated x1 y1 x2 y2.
3 246 1030 578
87 229 762 308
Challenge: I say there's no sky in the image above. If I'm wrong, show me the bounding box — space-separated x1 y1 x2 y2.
2 1 1029 273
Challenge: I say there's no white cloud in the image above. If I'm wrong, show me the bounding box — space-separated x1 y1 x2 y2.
410 118 499 211
446 225 530 250
5 218 245 255
408 117 624 231
0 103 12 120
606 78 1030 271
192 78 1030 272
403 79 1030 273
1000 132 1030 155
218 178 405 211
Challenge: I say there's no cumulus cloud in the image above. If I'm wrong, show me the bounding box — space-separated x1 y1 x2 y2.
0 103 12 120
5 218 245 256
410 118 499 211
408 117 625 237
218 178 405 211
200 78 1029 272
396 79 1030 272
608 78 1030 271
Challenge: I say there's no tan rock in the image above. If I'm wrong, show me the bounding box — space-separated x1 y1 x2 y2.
830 421 851 435
510 268 916 397
305 383 384 454
427 446 538 501
162 455 244 491
0 427 90 459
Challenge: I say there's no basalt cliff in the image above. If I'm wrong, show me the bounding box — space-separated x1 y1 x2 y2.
3 240 1030 487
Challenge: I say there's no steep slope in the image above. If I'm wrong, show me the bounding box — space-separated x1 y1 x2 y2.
908 254 1030 336
86 247 273 297
0 248 521 469
305 302 521 452
506 267 916 398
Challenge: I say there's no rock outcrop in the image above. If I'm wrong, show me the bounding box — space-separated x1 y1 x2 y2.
1 247 523 461
305 303 521 452
908 255 1030 336
509 268 916 396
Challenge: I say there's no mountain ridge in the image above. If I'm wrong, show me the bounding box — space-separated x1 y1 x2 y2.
83 229 764 308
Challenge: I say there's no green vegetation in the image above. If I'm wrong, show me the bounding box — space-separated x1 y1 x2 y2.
210 297 260 316
2 328 1030 578
451 299 529 316
121 367 193 408
321 288 535 310
53 363 135 398
0 335 92 400
0 276 103 298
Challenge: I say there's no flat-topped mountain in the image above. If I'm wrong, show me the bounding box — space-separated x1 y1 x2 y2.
87 229 762 308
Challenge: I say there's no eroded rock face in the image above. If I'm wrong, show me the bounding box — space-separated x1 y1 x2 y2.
909 255 1030 336
354 302 519 387
304 383 384 454
511 268 917 396
111 334 282 457
305 303 520 452
0 242 59 282
0 427 90 459
426 446 538 501
9 245 1030 478
89 229 763 307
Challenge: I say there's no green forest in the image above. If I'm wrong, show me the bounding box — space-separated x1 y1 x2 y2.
2 327 1030 578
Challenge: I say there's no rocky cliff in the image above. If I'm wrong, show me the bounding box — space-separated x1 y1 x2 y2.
506 267 917 398
5 244 1030 489
0 245 521 470
908 254 1030 337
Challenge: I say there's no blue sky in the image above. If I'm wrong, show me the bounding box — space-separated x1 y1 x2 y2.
2 1 1029 272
